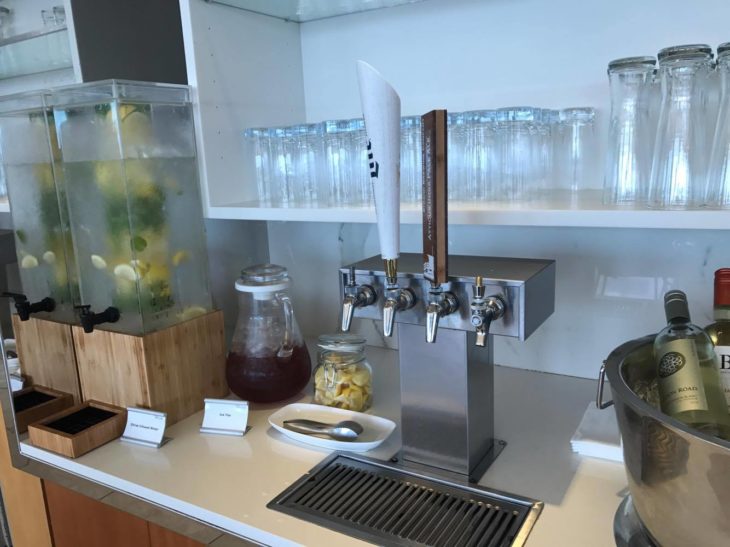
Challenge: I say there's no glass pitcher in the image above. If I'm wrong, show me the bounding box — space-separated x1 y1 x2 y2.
225 264 311 403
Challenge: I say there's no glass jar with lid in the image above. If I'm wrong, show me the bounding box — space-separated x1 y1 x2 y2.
314 334 372 412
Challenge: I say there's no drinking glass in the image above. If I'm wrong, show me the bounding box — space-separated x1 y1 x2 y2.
243 127 272 205
470 110 498 202
268 126 289 206
52 6 66 25
496 107 537 201
707 43 730 208
648 45 714 209
447 112 467 202
556 107 596 200
603 56 656 206
535 108 557 201
284 123 324 207
401 116 421 204
324 119 369 207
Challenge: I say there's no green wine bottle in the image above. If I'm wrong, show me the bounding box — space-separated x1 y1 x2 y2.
654 290 730 437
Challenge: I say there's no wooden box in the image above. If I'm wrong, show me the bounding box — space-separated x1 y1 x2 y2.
28 400 126 458
72 310 227 426
13 385 75 434
12 315 82 403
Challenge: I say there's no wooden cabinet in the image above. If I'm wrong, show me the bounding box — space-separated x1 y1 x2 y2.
43 481 205 547
44 481 150 547
0 398 52 547
149 523 205 547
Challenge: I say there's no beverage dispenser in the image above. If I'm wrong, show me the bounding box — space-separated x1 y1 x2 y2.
0 91 77 323
51 80 212 335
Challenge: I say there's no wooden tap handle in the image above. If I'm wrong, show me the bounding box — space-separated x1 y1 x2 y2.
422 109 448 285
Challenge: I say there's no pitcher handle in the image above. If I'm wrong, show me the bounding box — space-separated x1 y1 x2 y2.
277 292 294 358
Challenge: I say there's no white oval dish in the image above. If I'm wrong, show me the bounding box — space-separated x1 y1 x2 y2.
268 403 396 452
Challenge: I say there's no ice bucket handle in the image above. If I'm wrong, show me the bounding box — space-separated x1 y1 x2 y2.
596 360 614 409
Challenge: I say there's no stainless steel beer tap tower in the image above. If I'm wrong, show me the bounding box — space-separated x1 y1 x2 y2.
340 254 555 480
340 108 556 481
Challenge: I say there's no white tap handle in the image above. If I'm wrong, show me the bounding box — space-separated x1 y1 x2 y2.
356 61 401 260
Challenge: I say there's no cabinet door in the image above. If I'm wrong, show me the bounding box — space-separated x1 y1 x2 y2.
149 522 204 547
0 401 52 546
43 481 150 547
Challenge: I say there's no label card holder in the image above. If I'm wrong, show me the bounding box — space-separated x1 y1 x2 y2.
121 407 168 448
200 398 249 436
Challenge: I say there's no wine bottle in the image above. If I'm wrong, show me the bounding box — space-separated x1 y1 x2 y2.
654 290 729 436
705 268 730 411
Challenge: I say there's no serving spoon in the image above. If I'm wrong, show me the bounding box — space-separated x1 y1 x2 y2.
283 419 363 441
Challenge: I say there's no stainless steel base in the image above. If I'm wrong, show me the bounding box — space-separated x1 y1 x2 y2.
613 496 657 547
390 438 506 484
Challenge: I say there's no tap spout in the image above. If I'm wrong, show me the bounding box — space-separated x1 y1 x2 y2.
425 288 458 343
2 292 55 321
341 267 376 332
383 287 415 337
341 294 357 332
76 305 120 333
470 277 505 348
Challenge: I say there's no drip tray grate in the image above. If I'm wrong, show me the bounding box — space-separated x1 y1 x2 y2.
268 453 542 546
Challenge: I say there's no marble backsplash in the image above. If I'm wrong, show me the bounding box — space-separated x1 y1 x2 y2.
268 221 729 379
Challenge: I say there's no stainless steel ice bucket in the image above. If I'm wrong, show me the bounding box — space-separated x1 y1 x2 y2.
600 335 730 547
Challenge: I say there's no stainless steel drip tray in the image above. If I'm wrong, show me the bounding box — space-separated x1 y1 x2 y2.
268 452 542 546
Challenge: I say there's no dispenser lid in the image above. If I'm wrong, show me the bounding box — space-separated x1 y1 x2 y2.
235 263 290 293
317 334 366 353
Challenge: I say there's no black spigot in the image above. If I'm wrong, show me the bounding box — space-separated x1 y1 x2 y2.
2 292 55 321
75 305 120 333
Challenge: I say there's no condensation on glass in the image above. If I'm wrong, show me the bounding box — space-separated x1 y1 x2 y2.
51 80 212 335
0 91 78 323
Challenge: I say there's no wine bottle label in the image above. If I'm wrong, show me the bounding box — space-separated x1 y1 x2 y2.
657 339 708 414
713 345 730 409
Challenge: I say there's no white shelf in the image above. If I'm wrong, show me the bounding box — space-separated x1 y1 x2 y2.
0 26 72 80
207 191 730 229
206 0 425 23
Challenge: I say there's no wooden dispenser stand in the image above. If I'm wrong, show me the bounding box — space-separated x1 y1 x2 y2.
71 310 227 426
12 315 82 403
13 310 227 427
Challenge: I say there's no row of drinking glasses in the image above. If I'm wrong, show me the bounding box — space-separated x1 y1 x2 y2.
605 42 730 209
244 120 369 207
244 107 596 207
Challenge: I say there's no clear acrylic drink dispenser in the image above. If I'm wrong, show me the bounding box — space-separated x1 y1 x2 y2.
51 80 212 335
0 91 77 323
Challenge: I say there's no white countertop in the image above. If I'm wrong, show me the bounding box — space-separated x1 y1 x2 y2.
19 347 627 546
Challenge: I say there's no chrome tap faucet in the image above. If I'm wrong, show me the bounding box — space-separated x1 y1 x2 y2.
470 276 506 347
341 266 376 332
425 286 458 343
383 282 415 338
